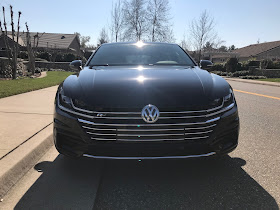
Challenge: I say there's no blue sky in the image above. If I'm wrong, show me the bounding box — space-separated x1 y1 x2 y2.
1 0 280 48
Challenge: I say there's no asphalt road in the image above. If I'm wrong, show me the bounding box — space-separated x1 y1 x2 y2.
1 80 280 210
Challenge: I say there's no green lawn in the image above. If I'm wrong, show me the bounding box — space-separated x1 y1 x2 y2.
0 71 73 98
257 78 280 83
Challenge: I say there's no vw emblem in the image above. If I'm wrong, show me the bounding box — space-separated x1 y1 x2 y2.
141 104 160 123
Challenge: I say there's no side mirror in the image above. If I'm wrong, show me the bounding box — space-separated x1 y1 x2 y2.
69 60 83 71
200 60 213 70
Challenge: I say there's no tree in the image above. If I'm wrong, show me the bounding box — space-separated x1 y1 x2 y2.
75 32 91 48
123 0 147 41
189 10 219 61
110 0 124 42
228 45 236 51
179 33 189 51
146 0 172 42
0 6 22 79
97 27 109 46
25 22 36 75
218 45 228 52
203 41 214 51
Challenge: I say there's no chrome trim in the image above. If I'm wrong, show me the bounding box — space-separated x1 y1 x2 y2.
82 126 116 131
184 124 216 130
86 132 116 136
83 152 216 159
58 96 94 119
117 133 184 137
71 99 94 114
185 136 209 140
71 99 224 115
185 130 213 135
92 138 186 141
78 117 220 127
117 128 185 132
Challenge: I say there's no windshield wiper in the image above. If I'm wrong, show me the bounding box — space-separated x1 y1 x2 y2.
89 64 109 68
90 64 109 67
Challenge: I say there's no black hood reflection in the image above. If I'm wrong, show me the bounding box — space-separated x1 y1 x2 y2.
62 66 230 111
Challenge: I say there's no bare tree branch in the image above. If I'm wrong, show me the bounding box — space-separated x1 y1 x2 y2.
110 0 124 42
189 10 220 61
97 27 109 46
146 0 172 42
123 0 147 41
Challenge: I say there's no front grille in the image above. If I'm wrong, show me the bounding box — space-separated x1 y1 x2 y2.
57 97 234 142
78 115 220 142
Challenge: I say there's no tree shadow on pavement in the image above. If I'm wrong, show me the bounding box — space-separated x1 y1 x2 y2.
94 156 279 210
14 155 103 210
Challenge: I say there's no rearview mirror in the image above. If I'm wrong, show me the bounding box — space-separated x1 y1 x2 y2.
69 60 83 71
200 60 213 70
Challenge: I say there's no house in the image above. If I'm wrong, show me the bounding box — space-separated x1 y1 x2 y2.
0 32 82 55
234 40 280 62
188 50 238 63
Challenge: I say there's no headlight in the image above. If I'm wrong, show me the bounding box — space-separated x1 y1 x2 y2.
58 88 72 109
223 89 235 107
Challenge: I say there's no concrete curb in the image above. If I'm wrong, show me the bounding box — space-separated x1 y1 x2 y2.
0 124 54 199
225 77 280 87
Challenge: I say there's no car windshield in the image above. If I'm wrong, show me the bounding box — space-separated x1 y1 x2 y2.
88 43 195 67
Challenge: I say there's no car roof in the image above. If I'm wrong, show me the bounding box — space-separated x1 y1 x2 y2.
101 42 178 46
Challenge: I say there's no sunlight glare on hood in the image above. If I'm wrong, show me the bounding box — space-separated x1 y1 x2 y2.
135 40 145 48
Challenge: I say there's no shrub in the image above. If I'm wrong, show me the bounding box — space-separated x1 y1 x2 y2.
248 60 260 67
18 51 28 59
64 53 76 62
37 51 51 61
232 70 250 77
239 75 267 79
211 71 232 77
55 53 64 62
211 63 226 72
225 57 239 72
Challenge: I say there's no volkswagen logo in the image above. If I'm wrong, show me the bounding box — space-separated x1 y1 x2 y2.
141 104 160 123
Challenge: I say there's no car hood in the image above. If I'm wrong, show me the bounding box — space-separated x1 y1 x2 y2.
62 66 230 110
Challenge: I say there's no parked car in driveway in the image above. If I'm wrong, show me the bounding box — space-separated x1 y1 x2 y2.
54 41 239 159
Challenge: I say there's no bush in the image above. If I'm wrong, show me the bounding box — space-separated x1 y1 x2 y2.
232 70 250 77
18 51 28 59
225 57 239 72
55 53 64 62
211 63 226 72
37 51 51 61
63 53 76 62
248 60 260 67
211 71 232 77
239 75 267 79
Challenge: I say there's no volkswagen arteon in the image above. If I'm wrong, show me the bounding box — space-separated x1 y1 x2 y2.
54 42 239 159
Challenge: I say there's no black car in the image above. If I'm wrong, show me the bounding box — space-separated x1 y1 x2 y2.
54 42 239 159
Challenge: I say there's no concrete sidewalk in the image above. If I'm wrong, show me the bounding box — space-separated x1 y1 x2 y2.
0 86 58 198
0 86 57 159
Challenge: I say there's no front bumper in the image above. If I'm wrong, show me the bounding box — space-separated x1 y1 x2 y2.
53 103 239 159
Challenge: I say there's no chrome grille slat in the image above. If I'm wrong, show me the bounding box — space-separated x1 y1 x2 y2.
78 117 220 127
86 132 116 136
118 128 185 132
117 133 185 137
82 126 116 131
185 130 213 135
185 136 209 140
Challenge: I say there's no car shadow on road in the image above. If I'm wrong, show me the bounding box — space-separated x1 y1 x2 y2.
94 156 279 209
14 155 278 210
14 155 104 210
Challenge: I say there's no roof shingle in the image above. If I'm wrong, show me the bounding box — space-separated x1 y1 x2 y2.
234 40 280 57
